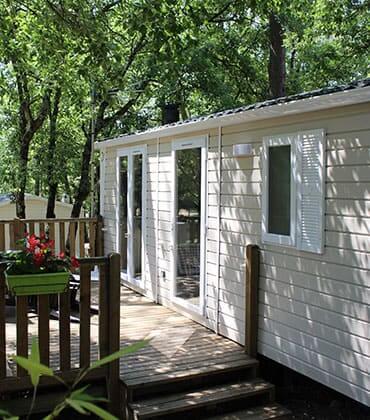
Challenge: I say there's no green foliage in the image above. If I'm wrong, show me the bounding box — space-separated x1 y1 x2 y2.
0 0 368 208
7 337 149 419
14 339 54 388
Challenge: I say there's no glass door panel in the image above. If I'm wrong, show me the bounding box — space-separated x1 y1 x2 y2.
118 149 145 287
119 156 128 273
175 148 201 307
133 154 143 279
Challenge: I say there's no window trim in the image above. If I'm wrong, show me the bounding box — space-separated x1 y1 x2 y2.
261 133 297 247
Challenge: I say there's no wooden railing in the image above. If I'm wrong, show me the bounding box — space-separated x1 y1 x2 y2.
0 253 121 417
0 216 104 258
245 244 259 358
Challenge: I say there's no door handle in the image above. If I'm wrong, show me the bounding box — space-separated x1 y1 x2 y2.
124 233 130 238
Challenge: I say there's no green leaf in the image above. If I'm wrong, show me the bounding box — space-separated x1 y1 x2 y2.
66 398 89 415
70 386 107 402
12 356 54 387
89 340 149 371
78 401 118 420
29 338 41 387
0 409 19 419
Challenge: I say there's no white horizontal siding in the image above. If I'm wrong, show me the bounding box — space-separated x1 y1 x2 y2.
101 103 370 406
206 107 370 406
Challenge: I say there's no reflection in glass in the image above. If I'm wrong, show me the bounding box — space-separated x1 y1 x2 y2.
175 148 201 306
268 145 291 235
133 154 143 279
119 156 128 272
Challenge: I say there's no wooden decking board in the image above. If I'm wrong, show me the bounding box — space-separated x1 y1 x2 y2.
5 286 256 392
207 403 291 420
124 359 258 388
122 353 256 380
130 379 273 418
121 346 249 371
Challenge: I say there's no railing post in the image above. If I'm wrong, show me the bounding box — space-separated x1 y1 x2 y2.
107 252 121 416
245 244 259 357
0 263 6 378
10 218 26 250
95 215 104 257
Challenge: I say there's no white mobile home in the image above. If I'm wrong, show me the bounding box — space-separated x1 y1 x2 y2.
0 193 75 219
97 79 370 406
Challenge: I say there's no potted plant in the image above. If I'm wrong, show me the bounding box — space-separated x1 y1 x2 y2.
0 233 79 296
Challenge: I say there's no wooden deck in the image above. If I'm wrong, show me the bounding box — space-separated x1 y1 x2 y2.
5 284 251 380
4 283 291 419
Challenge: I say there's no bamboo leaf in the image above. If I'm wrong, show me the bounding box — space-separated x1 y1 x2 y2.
88 340 149 370
0 409 19 420
70 386 107 402
29 338 41 387
12 356 54 387
78 401 118 420
66 398 88 415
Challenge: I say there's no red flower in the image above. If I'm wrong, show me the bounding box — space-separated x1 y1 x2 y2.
71 256 80 268
58 252 66 259
33 252 45 267
27 234 40 251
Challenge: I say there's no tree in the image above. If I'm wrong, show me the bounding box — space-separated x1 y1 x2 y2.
268 13 285 98
0 0 368 219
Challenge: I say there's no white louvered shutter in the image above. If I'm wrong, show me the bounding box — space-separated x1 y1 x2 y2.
297 129 325 253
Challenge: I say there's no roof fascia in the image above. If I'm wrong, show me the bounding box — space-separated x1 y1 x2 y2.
95 86 370 150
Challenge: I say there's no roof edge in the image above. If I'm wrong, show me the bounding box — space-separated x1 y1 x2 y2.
96 82 370 150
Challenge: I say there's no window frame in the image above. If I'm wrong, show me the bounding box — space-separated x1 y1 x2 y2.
261 133 298 247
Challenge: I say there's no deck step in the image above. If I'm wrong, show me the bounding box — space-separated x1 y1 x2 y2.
207 403 291 419
129 378 274 419
125 357 259 400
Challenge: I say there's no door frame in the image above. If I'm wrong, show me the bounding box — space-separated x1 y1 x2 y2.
171 135 208 315
116 145 147 289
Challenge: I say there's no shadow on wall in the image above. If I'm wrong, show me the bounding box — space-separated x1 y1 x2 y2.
211 129 369 403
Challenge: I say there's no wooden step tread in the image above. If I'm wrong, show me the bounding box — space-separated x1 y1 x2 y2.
130 378 274 418
207 403 291 419
124 357 258 388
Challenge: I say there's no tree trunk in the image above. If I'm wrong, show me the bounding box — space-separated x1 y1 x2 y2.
46 183 58 218
14 89 50 219
46 88 62 218
16 133 32 219
71 131 92 218
268 13 286 98
71 93 143 219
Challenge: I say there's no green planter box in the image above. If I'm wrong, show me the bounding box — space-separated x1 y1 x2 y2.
6 272 70 296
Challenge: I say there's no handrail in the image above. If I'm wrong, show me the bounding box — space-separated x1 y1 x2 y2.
0 217 97 223
0 252 121 416
0 216 104 258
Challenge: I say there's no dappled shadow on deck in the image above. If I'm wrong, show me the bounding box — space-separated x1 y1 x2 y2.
5 285 248 382
117 288 249 388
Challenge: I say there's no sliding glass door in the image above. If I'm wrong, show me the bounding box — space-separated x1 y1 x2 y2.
172 137 207 313
118 147 146 288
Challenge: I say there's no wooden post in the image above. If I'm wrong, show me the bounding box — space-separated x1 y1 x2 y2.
245 244 259 358
79 264 91 369
10 218 26 250
16 296 28 376
95 215 104 257
107 253 121 416
99 258 110 359
0 263 6 378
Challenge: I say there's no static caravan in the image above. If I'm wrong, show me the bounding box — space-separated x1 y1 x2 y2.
0 193 75 219
97 79 370 407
